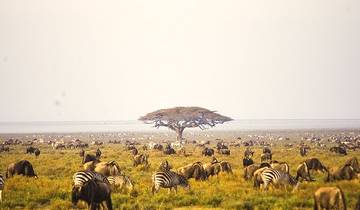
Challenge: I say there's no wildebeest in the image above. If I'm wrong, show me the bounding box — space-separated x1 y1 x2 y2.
131 148 138 156
79 149 85 158
107 175 134 193
300 145 310 156
261 152 272 162
244 163 270 180
6 160 37 178
152 144 163 151
270 161 289 174
218 149 230 155
72 179 112 210
203 159 232 177
263 146 271 154
202 147 214 156
244 147 254 158
34 148 40 158
297 158 328 181
344 157 360 173
243 157 254 167
159 160 172 171
326 165 357 182
26 146 36 154
0 145 9 152
133 154 149 167
95 161 121 176
83 160 121 176
330 146 347 155
177 162 207 181
313 187 346 210
96 148 102 158
83 153 101 164
163 147 176 155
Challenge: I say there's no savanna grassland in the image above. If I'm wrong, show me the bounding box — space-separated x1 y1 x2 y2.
0 130 359 210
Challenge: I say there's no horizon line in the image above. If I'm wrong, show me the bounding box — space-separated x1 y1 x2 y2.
1 118 360 124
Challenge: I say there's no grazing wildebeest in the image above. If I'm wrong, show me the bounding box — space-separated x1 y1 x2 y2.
261 152 272 162
218 149 230 155
243 157 254 167
270 161 289 173
159 160 172 171
203 159 232 177
330 146 347 155
131 148 138 156
244 163 271 180
153 144 163 151
107 175 134 193
79 149 85 158
202 147 214 156
96 148 102 158
326 165 357 182
94 161 122 176
0 145 9 152
263 147 271 154
34 148 40 158
26 146 36 154
133 154 149 167
313 187 346 210
344 157 360 173
244 147 254 158
72 179 113 210
297 158 328 181
300 145 310 156
177 162 207 181
163 147 176 155
6 160 37 178
83 153 101 164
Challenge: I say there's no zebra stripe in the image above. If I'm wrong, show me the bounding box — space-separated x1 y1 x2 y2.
261 168 297 190
0 175 4 202
72 171 109 187
152 170 188 193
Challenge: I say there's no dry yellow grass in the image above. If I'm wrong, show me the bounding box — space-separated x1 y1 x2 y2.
0 131 359 210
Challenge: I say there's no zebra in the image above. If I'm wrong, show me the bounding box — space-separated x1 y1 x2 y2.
260 168 299 191
151 170 190 194
72 171 110 187
0 174 4 202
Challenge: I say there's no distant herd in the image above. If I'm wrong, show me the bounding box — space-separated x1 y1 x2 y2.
1 134 360 210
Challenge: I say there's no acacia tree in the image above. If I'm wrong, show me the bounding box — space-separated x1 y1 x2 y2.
139 106 232 142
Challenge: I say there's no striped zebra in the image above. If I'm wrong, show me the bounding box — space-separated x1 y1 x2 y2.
0 174 4 202
152 170 190 194
260 168 299 191
72 171 110 187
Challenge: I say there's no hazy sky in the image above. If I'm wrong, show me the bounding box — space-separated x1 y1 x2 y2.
0 0 359 122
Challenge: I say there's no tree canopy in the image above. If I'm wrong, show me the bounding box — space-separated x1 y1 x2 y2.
139 106 232 141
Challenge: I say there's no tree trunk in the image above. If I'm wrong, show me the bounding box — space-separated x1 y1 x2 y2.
175 127 185 143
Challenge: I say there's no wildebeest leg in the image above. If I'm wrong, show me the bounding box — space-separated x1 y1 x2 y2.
174 186 178 194
106 197 113 210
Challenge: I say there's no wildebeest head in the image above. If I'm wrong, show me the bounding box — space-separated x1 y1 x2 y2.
159 160 172 171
